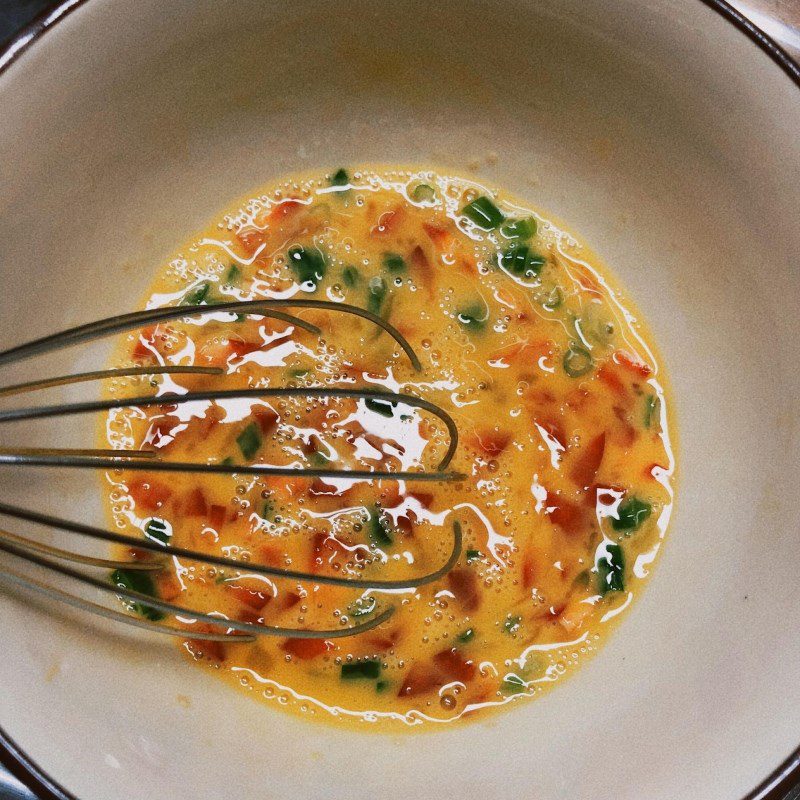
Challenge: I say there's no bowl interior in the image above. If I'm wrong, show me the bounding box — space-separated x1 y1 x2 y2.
0 1 798 798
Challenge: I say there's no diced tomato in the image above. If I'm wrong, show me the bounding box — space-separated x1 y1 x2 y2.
208 504 226 530
253 407 279 434
143 416 180 449
409 245 435 293
394 514 414 537
228 584 271 611
570 433 606 489
183 487 208 517
614 349 652 377
398 663 443 698
255 543 282 566
433 648 476 684
156 572 182 601
228 340 263 358
521 549 537 589
237 608 263 626
408 491 434 509
281 590 302 610
128 479 172 512
547 492 586 537
468 429 512 457
186 636 226 663
368 629 401 651
269 199 304 220
597 363 626 395
612 406 638 447
448 568 480 612
309 531 346 572
281 637 332 660
235 228 266 258
570 263 603 297
422 222 454 250
370 206 404 236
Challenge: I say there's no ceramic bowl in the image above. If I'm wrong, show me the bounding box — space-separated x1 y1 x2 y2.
0 1 798 798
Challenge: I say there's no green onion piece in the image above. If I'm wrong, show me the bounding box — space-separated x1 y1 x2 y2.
342 266 360 287
499 244 545 278
501 674 528 695
465 549 482 563
597 542 625 594
308 451 330 467
375 679 391 693
181 281 211 306
330 168 350 187
367 275 388 316
368 506 393 547
542 286 563 310
457 302 488 332
503 615 521 634
110 568 164 621
563 344 593 377
411 183 436 203
500 217 537 240
612 497 652 531
341 659 381 680
643 395 659 429
457 627 475 643
225 264 241 285
236 422 262 460
143 517 171 546
365 397 396 417
461 196 505 229
288 245 326 286
349 595 377 617
288 367 309 378
221 456 235 467
383 252 406 273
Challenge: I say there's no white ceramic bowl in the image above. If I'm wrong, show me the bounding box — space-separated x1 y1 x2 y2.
1 1 798 798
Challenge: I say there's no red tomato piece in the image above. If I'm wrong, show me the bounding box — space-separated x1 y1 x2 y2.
547 492 586 537
281 637 331 660
448 568 480 612
433 648 476 684
469 429 512 457
570 433 606 489
614 349 652 377
228 584 271 611
128 479 172 512
183 487 208 517
397 663 443 698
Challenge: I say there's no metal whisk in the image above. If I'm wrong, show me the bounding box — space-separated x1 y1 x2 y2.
0 300 464 643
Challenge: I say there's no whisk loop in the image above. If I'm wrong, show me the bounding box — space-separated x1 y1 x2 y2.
0 299 462 643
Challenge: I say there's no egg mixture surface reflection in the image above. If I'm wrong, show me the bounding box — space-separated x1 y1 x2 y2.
103 168 675 727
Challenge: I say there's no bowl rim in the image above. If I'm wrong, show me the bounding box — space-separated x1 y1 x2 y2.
0 1 798 798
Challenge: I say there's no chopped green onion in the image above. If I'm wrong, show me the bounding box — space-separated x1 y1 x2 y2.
367 275 388 315
612 497 652 531
597 542 625 594
342 266 360 287
499 244 545 278
643 395 659 429
288 367 309 378
368 505 393 547
457 302 488 332
341 659 381 680
365 397 396 417
236 422 262 460
461 196 505 230
308 451 330 467
225 264 241 285
382 252 406 273
542 286 563 310
181 281 211 306
501 674 528 695
375 679 391 693
410 183 436 203
330 168 350 187
143 517 171 546
457 627 475 643
110 568 163 621
465 549 482 563
503 615 521 634
288 245 326 286
349 595 377 617
221 456 235 467
500 217 537 240
563 344 593 377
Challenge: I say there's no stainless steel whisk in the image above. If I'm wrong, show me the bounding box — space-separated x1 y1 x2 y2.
0 300 464 643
